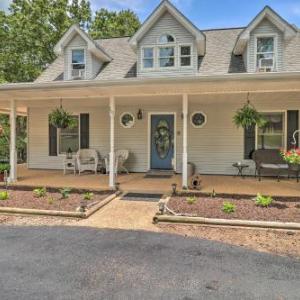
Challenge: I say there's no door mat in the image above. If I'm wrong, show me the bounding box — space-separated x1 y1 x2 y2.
144 174 173 179
121 192 163 202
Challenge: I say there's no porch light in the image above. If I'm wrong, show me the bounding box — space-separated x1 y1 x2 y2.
171 183 177 195
137 109 143 120
79 199 88 212
67 147 73 159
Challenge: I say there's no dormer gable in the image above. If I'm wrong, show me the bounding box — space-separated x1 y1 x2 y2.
129 0 206 56
234 6 297 55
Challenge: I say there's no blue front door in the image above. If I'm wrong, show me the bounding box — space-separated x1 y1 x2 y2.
151 114 174 170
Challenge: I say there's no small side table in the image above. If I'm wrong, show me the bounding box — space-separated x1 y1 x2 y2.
63 157 76 175
232 163 249 178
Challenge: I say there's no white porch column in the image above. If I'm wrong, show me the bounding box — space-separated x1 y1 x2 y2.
109 96 115 189
9 99 17 182
182 94 188 188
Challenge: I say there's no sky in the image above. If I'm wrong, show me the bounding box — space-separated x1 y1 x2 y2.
1 0 300 29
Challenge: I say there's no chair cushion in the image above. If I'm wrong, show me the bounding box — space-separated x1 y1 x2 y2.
277 164 288 169
261 163 280 169
81 158 95 164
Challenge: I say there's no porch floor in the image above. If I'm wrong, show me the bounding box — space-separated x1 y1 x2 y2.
3 165 300 197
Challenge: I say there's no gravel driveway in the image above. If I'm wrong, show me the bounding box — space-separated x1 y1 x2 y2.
0 226 299 300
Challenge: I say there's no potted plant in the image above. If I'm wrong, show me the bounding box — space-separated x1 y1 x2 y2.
281 149 300 171
233 101 266 129
0 163 10 182
49 107 75 129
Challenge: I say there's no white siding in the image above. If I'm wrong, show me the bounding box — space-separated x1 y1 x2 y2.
137 12 198 77
247 19 284 73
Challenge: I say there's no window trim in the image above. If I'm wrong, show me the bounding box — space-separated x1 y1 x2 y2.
120 112 135 128
179 44 193 68
70 47 87 80
158 33 176 44
190 111 207 128
254 34 278 72
255 110 287 150
57 114 81 156
141 46 155 70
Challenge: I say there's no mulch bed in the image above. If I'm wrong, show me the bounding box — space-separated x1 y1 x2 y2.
167 196 300 223
0 189 111 212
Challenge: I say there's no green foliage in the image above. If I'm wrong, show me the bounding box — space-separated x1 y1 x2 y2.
49 108 76 129
84 192 94 201
0 163 10 173
0 115 27 163
33 187 47 198
0 191 9 201
186 196 197 205
89 8 141 39
233 102 267 130
222 202 236 213
255 193 273 207
59 188 72 199
47 196 55 205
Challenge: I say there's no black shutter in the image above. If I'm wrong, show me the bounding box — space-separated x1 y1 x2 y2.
244 125 255 159
80 113 89 149
49 121 57 156
287 110 299 149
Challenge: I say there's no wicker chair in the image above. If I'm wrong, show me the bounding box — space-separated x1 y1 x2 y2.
105 150 129 174
252 149 288 181
76 149 99 175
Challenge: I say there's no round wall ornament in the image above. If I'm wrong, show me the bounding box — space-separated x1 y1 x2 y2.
120 112 135 128
190 112 207 128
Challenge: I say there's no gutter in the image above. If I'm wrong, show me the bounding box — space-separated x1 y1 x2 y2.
1 71 300 92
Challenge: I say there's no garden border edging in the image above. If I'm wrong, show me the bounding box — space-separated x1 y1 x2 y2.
153 215 300 230
0 192 120 218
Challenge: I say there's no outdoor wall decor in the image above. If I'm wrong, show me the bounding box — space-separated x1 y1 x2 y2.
191 112 207 128
154 119 171 159
120 112 135 128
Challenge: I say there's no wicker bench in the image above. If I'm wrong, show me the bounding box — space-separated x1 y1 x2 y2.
252 149 288 182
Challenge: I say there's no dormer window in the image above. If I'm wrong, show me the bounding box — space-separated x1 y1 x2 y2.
256 36 276 72
180 45 192 67
159 47 175 68
142 47 154 69
159 34 175 44
71 49 85 79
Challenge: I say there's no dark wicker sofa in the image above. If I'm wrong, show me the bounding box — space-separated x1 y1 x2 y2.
252 149 288 181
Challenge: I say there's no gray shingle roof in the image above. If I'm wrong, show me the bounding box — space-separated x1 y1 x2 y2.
35 28 247 83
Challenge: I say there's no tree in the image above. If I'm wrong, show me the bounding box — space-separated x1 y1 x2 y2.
0 0 92 83
89 9 140 39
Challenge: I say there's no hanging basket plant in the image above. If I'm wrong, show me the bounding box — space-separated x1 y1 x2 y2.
233 101 266 130
49 107 75 129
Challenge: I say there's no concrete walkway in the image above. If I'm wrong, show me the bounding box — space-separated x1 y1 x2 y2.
80 196 160 231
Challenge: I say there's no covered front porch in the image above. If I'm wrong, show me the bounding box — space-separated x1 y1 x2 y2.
1 73 300 192
8 165 300 197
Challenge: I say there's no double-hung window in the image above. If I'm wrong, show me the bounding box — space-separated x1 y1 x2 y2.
142 47 154 69
257 112 285 149
256 37 276 72
59 116 79 154
71 49 85 79
159 46 175 68
180 45 191 67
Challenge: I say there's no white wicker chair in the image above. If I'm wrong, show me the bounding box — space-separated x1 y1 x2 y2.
105 150 129 174
76 149 99 175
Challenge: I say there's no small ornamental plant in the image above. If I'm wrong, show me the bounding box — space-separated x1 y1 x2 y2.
280 148 300 165
33 187 47 198
49 107 76 129
84 192 94 201
255 193 273 207
59 188 72 199
222 202 236 214
186 196 197 205
0 191 9 201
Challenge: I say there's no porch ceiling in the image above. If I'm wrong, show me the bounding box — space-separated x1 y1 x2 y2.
0 74 300 104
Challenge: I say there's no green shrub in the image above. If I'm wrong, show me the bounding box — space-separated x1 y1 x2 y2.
84 192 94 201
0 163 10 174
0 191 9 200
255 193 273 207
186 196 197 205
33 187 46 198
222 202 236 213
59 188 72 199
